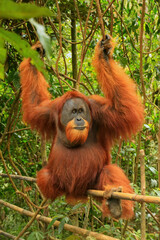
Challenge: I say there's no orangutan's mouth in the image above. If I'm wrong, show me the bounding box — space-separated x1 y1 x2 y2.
74 126 86 130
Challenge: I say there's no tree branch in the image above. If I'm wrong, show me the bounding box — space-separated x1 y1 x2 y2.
0 199 118 240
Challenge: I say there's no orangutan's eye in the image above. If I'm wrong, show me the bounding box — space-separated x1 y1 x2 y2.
72 109 77 114
78 108 83 113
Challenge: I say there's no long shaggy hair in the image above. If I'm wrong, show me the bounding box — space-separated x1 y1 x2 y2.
65 119 89 144
20 38 144 220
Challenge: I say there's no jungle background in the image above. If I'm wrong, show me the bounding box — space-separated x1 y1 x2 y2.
0 0 160 239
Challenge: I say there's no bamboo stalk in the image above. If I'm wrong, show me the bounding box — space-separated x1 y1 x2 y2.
140 149 146 240
15 199 47 240
0 200 118 240
0 231 24 240
139 0 146 237
0 173 36 182
158 122 160 189
1 173 160 204
87 190 160 204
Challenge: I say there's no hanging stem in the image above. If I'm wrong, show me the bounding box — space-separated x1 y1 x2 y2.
96 0 106 40
140 0 146 103
55 0 64 94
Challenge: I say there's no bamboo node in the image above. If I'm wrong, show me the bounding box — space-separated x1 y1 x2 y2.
103 186 123 199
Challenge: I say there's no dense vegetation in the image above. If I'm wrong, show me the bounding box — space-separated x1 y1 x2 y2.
0 0 160 239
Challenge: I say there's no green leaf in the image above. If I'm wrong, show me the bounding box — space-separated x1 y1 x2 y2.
0 0 52 19
72 202 83 210
145 24 150 34
65 235 82 240
154 189 160 196
47 214 64 229
126 148 136 152
148 166 157 174
151 179 157 187
0 39 6 64
27 231 44 240
29 18 52 59
0 63 4 80
0 39 6 80
0 28 44 73
144 124 151 130
58 217 69 234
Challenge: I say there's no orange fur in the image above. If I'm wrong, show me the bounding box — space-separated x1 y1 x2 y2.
92 40 144 139
95 164 134 219
19 59 57 139
37 167 63 199
19 37 144 220
66 119 89 144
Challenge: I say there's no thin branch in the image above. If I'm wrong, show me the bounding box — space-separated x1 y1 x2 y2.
1 172 160 204
0 173 36 182
113 3 160 56
14 199 47 240
51 66 76 91
146 95 160 112
55 0 64 94
143 46 160 54
7 141 27 201
82 71 96 94
51 66 92 94
48 17 91 45
0 90 21 146
110 4 113 36
93 215 105 226
0 152 44 211
48 17 68 75
96 0 106 40
84 0 116 56
146 207 160 226
73 0 84 38
16 190 49 210
113 6 140 53
24 23 32 45
4 127 31 135
76 0 94 89
139 0 146 103
0 231 24 240
0 150 17 191
0 200 118 240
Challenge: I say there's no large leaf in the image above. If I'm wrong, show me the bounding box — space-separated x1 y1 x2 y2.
0 0 52 19
0 28 44 73
29 18 52 59
0 39 6 80
0 63 4 80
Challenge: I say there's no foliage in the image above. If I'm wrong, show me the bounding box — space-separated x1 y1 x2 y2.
0 0 160 239
0 0 52 19
0 0 52 79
